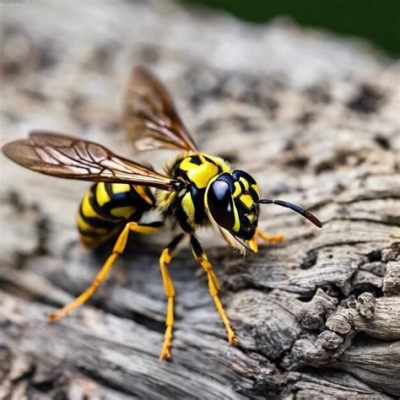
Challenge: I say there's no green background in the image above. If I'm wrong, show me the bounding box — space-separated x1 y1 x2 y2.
182 0 400 55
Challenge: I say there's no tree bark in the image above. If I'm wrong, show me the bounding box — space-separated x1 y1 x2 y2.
1 1 399 399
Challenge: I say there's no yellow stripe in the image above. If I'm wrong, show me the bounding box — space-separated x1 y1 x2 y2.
251 183 260 195
240 194 253 209
179 157 196 172
80 225 122 249
82 192 100 219
233 182 241 198
239 177 249 191
157 190 177 210
77 214 108 234
192 162 218 189
179 156 220 189
181 192 195 223
110 206 135 218
111 183 131 194
134 185 154 205
96 183 110 207
246 213 256 223
232 203 240 233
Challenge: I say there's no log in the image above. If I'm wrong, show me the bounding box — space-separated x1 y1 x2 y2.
1 1 399 399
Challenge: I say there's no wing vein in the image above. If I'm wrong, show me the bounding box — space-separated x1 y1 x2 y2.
2 132 176 191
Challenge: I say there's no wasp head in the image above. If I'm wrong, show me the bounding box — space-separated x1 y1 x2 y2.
205 170 260 244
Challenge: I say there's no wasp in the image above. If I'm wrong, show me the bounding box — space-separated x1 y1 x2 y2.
2 67 322 360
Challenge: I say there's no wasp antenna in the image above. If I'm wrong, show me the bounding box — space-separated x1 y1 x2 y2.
258 199 322 228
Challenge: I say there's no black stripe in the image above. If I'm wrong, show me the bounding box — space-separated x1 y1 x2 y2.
79 207 118 230
171 160 183 178
189 185 206 224
190 235 203 259
88 184 117 220
190 155 202 165
141 221 163 228
78 227 106 238
102 184 153 216
105 183 115 201
132 186 155 207
97 184 135 220
130 186 154 210
232 170 256 185
167 233 185 252
103 196 132 209
176 166 189 183
248 187 259 201
127 209 145 223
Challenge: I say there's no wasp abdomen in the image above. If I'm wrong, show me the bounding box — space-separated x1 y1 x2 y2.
77 183 154 247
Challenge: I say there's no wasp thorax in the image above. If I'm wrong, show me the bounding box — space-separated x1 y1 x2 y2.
206 170 260 240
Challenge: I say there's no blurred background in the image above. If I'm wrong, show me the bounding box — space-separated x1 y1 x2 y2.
182 0 400 55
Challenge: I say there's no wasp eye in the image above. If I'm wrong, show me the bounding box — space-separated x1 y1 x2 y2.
207 178 234 229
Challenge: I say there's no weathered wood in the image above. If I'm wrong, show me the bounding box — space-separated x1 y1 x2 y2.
1 1 399 399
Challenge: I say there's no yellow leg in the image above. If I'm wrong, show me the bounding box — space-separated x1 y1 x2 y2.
48 221 160 322
190 235 239 346
248 228 285 253
159 234 185 361
248 235 259 253
256 228 285 244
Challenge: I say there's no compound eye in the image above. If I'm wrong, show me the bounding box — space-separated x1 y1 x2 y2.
207 179 235 229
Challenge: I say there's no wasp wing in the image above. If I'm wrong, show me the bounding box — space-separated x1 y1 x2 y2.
122 66 197 152
2 131 176 191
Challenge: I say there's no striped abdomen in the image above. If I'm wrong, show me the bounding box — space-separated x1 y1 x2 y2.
77 182 155 247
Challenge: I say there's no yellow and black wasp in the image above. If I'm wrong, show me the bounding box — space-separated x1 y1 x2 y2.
2 67 322 360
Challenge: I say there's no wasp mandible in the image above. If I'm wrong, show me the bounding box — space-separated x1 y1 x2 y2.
2 67 322 360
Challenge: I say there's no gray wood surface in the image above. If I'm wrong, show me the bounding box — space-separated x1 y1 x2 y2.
1 1 399 399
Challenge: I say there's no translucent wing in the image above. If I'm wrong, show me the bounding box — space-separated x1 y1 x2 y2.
2 131 176 191
122 66 197 152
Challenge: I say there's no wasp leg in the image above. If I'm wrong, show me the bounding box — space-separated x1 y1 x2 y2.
48 221 161 322
190 235 239 346
248 235 259 253
159 233 185 361
250 228 285 252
